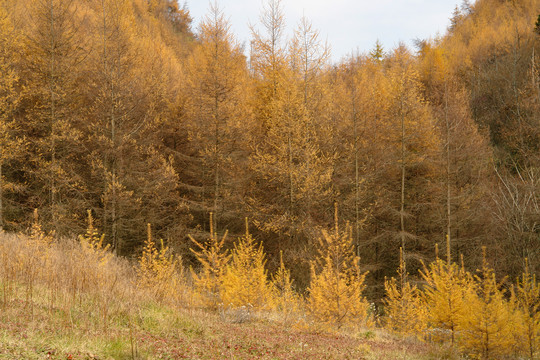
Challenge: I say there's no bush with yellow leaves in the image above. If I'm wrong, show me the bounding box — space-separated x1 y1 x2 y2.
137 223 184 303
384 247 426 338
271 250 300 323
457 248 514 359
189 213 230 310
511 259 540 360
78 210 111 263
307 213 369 330
221 219 273 310
22 209 54 307
421 243 471 345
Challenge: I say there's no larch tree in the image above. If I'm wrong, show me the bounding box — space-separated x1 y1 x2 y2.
86 0 138 253
290 15 334 227
189 213 231 310
21 0 89 235
85 0 182 253
247 0 292 241
290 15 329 129
421 239 471 345
183 2 250 231
308 207 369 330
328 53 391 294
417 40 493 268
513 259 540 360
383 46 440 275
271 250 299 321
384 247 426 338
459 248 514 359
221 219 272 309
0 3 24 231
137 223 182 302
336 54 386 262
249 2 332 283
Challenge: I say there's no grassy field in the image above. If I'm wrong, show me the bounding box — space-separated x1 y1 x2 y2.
0 232 454 360
0 298 444 360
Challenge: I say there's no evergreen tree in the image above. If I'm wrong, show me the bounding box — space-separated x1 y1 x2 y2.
0 3 24 231
384 248 426 338
308 207 368 329
21 0 89 236
221 219 272 309
458 248 514 359
421 241 471 344
137 223 182 302
183 2 250 230
513 259 540 360
189 213 231 310
271 250 300 322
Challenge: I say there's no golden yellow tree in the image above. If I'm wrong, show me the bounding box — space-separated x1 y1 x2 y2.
248 2 333 282
189 213 230 310
78 210 110 263
384 247 426 338
271 250 300 322
183 2 250 227
221 219 272 309
22 209 54 310
386 46 440 264
21 0 89 236
84 0 183 255
137 223 182 302
421 241 471 344
458 248 514 359
512 259 540 360
73 209 116 329
308 208 368 329
0 3 24 232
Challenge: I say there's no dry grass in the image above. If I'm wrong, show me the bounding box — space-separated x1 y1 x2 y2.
0 231 452 359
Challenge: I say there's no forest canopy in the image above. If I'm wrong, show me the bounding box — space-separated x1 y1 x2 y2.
0 0 538 296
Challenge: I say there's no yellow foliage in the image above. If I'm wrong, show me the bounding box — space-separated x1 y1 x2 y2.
17 209 54 305
221 219 272 310
458 248 514 359
69 209 117 324
29 208 54 249
384 248 426 338
78 210 111 265
189 213 230 310
271 250 300 321
512 259 540 360
0 1 24 181
421 256 471 344
137 223 183 302
308 216 368 330
26 209 54 278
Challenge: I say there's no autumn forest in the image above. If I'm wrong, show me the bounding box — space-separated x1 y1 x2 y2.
0 0 539 357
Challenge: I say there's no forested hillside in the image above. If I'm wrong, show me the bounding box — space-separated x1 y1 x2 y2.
0 0 539 296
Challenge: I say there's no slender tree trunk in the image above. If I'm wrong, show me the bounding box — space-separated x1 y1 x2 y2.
0 163 3 231
400 94 406 258
102 0 118 253
48 0 58 234
445 82 452 264
352 71 360 258
213 95 220 231
512 33 522 135
533 48 540 104
288 130 293 217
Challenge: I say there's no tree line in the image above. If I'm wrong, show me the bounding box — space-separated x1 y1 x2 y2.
0 0 539 295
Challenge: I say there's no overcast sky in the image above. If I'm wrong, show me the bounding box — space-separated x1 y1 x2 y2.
185 0 460 63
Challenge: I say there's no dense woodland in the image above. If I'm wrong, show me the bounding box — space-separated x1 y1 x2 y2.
0 0 539 297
